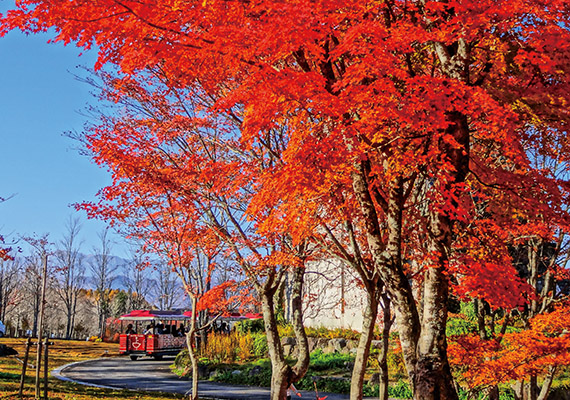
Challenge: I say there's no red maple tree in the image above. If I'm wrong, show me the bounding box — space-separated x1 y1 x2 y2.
3 2 570 400
77 70 312 399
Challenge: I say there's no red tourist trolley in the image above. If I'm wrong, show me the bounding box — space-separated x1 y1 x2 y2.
118 310 190 361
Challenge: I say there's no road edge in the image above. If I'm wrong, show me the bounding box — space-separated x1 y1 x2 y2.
51 357 123 391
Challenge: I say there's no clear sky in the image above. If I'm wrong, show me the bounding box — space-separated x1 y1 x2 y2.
0 3 129 257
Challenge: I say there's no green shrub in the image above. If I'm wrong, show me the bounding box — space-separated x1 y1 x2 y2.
388 380 413 399
310 349 354 371
446 316 477 336
211 369 243 384
455 387 515 400
319 377 351 393
246 365 272 386
500 389 516 400
360 381 413 398
172 348 190 377
235 319 265 334
252 333 268 357
278 325 362 340
208 361 272 387
363 383 378 397
296 376 351 394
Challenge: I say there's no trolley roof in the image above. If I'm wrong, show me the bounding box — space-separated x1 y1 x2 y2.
119 310 263 321
119 309 192 321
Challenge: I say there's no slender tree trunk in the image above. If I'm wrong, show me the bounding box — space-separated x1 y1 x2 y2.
32 294 40 338
260 265 310 400
351 163 421 391
350 287 380 400
474 299 486 339
186 296 199 400
378 293 392 400
288 266 310 382
487 385 500 400
414 263 457 400
528 374 538 400
0 277 4 322
537 366 556 400
512 380 524 400
98 298 107 338
70 295 77 339
261 286 289 400
66 299 74 339
35 253 48 399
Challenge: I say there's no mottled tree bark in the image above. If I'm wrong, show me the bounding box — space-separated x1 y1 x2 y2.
414 263 456 400
378 293 393 400
262 265 310 400
185 296 199 400
350 287 380 400
537 367 557 400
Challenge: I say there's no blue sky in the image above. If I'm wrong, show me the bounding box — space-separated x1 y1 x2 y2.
0 4 129 256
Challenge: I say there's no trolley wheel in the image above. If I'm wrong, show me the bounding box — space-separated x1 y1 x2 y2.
129 355 139 361
153 355 163 360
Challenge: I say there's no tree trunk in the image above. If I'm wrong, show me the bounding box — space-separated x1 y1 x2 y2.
414 264 457 400
378 293 393 400
512 380 524 400
288 265 310 382
528 374 538 400
66 312 72 339
487 385 500 400
410 104 469 400
350 163 420 390
260 265 310 400
537 366 556 400
70 295 77 339
66 298 75 339
186 296 199 400
348 92 467 400
261 287 289 400
350 287 380 400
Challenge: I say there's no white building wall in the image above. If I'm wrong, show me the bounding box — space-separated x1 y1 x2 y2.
300 259 368 332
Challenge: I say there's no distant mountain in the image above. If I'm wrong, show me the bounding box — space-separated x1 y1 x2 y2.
81 254 130 290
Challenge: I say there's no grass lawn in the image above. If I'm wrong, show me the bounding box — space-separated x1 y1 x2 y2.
0 338 185 400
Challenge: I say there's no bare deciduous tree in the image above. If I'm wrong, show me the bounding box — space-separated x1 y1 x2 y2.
89 228 117 338
154 260 185 310
125 247 152 311
0 256 23 325
54 217 86 339
22 235 52 338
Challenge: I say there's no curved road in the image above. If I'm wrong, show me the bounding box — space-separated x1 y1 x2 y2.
54 356 353 400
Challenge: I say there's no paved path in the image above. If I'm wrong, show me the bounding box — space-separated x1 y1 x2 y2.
53 356 358 400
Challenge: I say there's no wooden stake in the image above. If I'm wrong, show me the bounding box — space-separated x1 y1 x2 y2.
34 340 43 399
43 338 49 399
18 337 32 397
35 253 48 399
